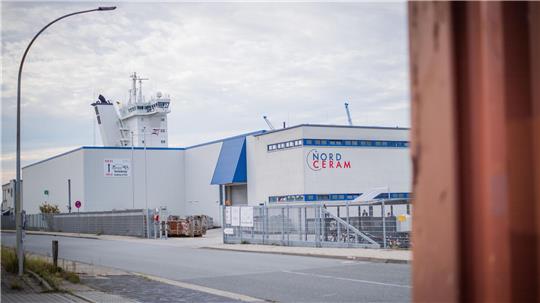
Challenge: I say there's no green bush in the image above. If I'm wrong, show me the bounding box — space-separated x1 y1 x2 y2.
39 202 60 214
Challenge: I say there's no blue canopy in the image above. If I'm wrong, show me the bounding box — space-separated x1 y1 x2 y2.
210 136 247 185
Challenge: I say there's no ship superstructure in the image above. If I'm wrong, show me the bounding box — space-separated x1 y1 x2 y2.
92 73 171 147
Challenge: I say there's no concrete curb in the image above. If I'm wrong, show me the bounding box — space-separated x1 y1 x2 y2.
201 246 411 264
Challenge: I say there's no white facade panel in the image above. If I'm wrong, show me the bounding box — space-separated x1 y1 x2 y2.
184 142 222 222
247 127 305 204
22 149 84 214
83 148 185 215
303 147 411 195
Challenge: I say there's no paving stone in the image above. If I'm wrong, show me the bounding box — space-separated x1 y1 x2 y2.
82 275 241 303
72 290 138 303
1 293 88 303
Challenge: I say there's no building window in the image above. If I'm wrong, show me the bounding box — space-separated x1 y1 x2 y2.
268 138 409 153
161 140 166 143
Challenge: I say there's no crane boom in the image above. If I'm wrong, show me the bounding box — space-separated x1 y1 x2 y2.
263 115 275 130
344 102 353 126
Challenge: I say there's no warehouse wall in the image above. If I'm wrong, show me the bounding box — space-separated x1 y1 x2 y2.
22 148 85 214
83 148 185 215
247 125 411 204
247 127 305 204
302 126 411 195
184 142 222 222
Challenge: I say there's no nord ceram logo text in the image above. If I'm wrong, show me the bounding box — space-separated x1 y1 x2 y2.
306 149 351 171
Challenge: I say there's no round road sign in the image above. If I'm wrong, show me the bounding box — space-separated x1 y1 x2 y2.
75 201 82 209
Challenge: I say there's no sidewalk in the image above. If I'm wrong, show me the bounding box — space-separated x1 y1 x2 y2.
1 259 135 303
203 243 411 263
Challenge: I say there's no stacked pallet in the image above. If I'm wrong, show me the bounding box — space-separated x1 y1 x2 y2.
167 215 208 237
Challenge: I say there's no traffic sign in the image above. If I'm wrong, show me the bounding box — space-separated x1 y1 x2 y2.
75 201 81 209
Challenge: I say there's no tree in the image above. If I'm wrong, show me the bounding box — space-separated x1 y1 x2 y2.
39 202 60 214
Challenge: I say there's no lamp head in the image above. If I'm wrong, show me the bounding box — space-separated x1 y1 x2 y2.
98 6 116 11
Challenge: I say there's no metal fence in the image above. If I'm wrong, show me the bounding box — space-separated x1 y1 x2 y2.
222 200 412 249
1 209 149 237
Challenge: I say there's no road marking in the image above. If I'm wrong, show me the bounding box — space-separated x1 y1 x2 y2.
281 270 412 289
131 272 264 302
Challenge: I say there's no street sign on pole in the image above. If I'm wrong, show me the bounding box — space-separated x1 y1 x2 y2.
75 200 81 234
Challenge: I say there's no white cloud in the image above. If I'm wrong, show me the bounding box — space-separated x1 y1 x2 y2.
1 2 410 183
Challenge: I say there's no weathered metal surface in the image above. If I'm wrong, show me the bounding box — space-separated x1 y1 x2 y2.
408 2 460 302
409 2 540 302
529 3 540 299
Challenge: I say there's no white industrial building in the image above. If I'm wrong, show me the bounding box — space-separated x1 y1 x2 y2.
22 124 411 222
21 74 412 224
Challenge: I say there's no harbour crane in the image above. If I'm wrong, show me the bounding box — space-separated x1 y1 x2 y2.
263 115 275 130
344 102 353 126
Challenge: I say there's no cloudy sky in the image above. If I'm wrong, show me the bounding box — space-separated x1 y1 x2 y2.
1 1 410 183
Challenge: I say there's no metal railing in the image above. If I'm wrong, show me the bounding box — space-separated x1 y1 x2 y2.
1 209 148 237
222 200 412 249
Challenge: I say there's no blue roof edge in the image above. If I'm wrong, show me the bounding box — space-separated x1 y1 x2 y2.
254 124 410 137
22 130 265 170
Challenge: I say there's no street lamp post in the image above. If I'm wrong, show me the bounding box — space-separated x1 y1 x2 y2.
15 6 116 276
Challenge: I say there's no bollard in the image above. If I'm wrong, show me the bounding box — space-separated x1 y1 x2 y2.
52 240 58 268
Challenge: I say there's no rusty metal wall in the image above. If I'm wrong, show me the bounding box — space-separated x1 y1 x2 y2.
409 2 540 302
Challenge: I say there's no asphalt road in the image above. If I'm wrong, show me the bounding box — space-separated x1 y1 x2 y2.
1 233 411 302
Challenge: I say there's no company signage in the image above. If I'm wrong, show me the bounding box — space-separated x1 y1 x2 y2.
306 149 351 171
104 159 131 177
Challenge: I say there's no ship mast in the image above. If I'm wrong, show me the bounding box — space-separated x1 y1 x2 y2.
129 72 148 104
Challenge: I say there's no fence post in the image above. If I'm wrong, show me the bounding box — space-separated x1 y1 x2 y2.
298 206 302 241
222 205 226 244
52 240 58 268
304 207 308 241
286 206 290 246
281 207 285 245
346 202 350 247
321 205 326 244
239 207 242 243
382 200 387 248
265 205 269 243
262 207 265 244
316 206 321 247
314 207 319 247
